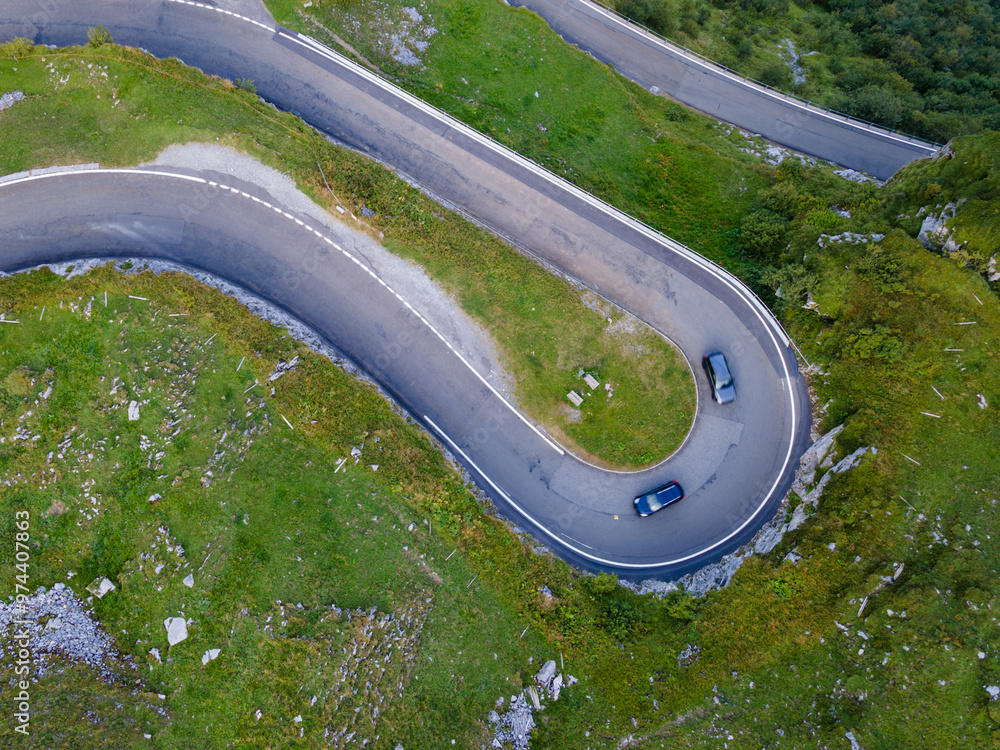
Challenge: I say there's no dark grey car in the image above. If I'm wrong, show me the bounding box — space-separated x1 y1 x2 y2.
703 352 736 404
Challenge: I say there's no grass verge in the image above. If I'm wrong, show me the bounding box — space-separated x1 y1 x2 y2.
263 0 770 268
0 39 693 469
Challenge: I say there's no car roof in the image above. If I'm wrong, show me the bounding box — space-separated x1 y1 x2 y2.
708 352 731 380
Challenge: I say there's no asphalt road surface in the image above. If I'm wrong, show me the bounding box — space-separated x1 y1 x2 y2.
0 1 812 578
510 0 939 180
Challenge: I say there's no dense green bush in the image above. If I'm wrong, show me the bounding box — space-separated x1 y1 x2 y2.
610 0 1000 139
739 207 789 261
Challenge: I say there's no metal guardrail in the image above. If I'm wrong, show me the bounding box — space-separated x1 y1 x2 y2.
584 0 942 148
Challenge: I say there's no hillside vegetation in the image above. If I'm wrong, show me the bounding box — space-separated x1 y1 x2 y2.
0 37 695 469
608 0 1000 141
2 3 1000 747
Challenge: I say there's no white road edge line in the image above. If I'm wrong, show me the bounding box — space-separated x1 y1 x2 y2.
279 29 787 346
2 167 564 459
276 29 800 566
576 0 937 152
5 0 807 564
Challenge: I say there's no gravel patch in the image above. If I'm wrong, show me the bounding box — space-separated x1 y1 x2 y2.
0 583 136 682
0 91 25 120
144 143 516 403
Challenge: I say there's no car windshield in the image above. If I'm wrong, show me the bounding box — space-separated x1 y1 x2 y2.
712 356 732 387
643 493 664 512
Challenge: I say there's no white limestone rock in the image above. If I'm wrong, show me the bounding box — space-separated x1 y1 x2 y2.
164 616 188 646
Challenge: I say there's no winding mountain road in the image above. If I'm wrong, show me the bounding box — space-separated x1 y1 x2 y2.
510 0 939 180
0 0 812 578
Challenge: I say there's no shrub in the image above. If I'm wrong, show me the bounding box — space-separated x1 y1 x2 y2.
759 61 793 89
759 181 803 218
856 240 907 294
838 84 905 127
762 262 819 307
87 25 113 48
739 207 788 262
0 37 35 59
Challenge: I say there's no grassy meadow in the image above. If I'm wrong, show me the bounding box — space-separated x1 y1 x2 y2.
1 7 1000 748
0 38 693 469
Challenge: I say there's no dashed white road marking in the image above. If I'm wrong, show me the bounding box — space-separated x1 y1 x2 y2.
164 0 275 32
0 167 565 458
2 2 814 565
272 29 804 563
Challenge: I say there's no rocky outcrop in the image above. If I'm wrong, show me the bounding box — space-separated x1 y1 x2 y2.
817 232 884 249
0 91 24 119
488 659 577 748
628 425 875 598
917 202 959 251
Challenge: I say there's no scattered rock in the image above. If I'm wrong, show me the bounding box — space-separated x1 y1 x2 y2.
834 168 884 185
817 232 884 249
535 660 557 690
917 203 958 251
164 616 188 646
489 692 535 750
539 585 556 608
128 400 140 420
86 577 116 599
776 38 813 85
550 674 563 701
0 584 134 681
201 648 221 665
183 574 194 588
627 426 875 597
677 643 700 668
0 90 24 120
268 355 299 382
794 424 843 490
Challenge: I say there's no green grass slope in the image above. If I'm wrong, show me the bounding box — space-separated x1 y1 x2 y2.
0 37 694 469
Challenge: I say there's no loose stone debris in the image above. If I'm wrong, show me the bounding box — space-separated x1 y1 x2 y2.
201 648 221 665
0 584 136 681
268 355 300 381
0 90 24 119
817 232 885 249
85 577 117 599
488 659 577 749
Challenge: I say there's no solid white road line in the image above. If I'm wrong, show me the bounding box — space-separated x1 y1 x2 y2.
0 167 564 457
575 0 938 152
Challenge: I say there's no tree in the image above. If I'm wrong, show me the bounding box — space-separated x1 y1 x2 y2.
87 25 113 48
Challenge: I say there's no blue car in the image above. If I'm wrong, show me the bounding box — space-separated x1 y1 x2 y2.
703 352 736 404
634 481 684 517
